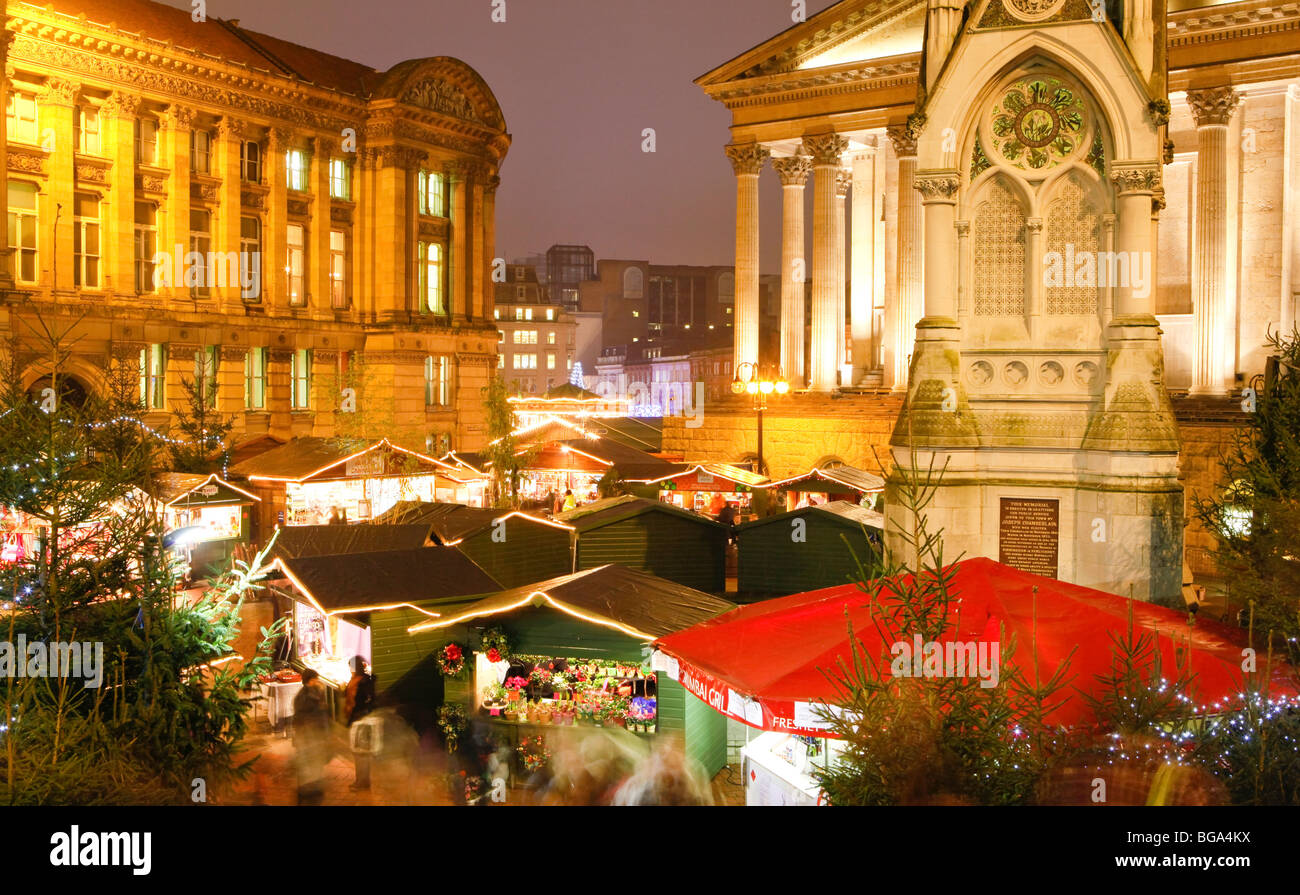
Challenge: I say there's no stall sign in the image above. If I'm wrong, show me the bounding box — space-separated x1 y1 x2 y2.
670 653 842 739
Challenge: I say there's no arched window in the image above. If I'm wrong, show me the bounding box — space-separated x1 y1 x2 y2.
1043 173 1102 316
972 177 1026 317
622 266 644 299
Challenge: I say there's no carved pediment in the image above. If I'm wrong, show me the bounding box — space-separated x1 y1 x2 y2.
402 78 492 126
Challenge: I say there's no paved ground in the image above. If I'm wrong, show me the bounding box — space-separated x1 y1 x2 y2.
219 711 745 807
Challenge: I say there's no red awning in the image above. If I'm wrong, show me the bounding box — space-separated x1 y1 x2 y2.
654 557 1298 736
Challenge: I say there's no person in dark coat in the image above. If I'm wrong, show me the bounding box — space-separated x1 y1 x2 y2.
292 668 332 805
345 656 376 790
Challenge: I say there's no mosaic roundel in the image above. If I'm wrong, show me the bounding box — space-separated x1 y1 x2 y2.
990 77 1087 171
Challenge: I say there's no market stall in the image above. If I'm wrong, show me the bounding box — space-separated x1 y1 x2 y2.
653 556 1300 804
230 437 488 539
267 545 501 717
266 523 435 561
406 564 736 780
631 463 769 520
736 501 883 602
146 473 260 577
557 495 728 594
762 464 886 512
370 502 574 588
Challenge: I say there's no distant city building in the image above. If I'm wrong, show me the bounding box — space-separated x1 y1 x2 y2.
493 264 576 395
545 244 596 311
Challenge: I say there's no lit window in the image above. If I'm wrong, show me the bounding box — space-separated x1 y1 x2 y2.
135 118 159 166
418 241 444 314
287 224 305 306
7 92 38 145
546 308 555 321
73 194 101 289
194 346 219 409
189 209 211 298
425 355 451 406
547 354 556 370
7 182 38 284
245 347 267 409
329 229 348 309
240 140 261 183
191 130 211 175
286 149 308 192
498 354 505 369
329 158 350 201
240 215 262 302
139 344 166 410
512 330 537 345
77 106 102 156
547 332 556 345
291 349 312 410
133 202 157 293
417 170 445 216
514 354 537 370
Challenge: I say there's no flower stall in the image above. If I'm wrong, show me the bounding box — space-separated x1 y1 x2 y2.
406 564 737 782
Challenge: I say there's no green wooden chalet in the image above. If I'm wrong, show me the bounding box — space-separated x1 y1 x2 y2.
370 501 575 588
557 495 728 594
736 501 884 602
407 564 737 778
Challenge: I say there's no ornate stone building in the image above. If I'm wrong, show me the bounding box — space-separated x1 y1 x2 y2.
685 0 1300 602
0 0 508 451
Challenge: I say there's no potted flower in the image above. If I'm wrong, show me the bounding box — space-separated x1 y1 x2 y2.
551 671 572 701
503 676 529 702
481 683 508 716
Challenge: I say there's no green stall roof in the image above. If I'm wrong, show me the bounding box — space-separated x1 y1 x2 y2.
267 524 435 561
736 501 883 601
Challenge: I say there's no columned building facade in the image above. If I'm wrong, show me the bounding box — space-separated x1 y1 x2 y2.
0 0 509 452
695 0 1300 603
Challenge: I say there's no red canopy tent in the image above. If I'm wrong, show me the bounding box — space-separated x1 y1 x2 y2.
654 557 1298 736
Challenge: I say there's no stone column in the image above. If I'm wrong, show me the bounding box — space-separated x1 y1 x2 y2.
955 220 970 316
803 134 847 392
1188 86 1240 396
449 161 468 320
888 125 922 391
103 92 139 297
161 105 193 301
835 168 851 382
0 33 10 287
1111 165 1159 319
772 155 810 385
266 128 290 310
310 136 334 319
915 172 960 321
850 146 877 383
216 117 244 312
39 78 77 293
725 142 768 368
470 163 486 320
1026 217 1044 335
483 172 500 322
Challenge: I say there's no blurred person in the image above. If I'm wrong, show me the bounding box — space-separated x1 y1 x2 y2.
612 741 713 806
292 668 332 805
562 489 577 512
345 656 376 791
717 500 738 528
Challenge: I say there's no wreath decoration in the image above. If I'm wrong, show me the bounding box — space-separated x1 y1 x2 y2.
479 626 511 664
437 642 467 678
438 703 468 753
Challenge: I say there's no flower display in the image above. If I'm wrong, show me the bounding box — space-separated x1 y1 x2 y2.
503 676 529 691
486 647 502 663
517 735 551 773
437 642 467 678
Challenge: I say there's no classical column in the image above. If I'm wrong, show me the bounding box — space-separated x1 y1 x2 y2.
103 92 139 297
0 35 10 287
449 160 468 320
161 105 193 302
216 117 244 312
470 163 486 320
725 141 769 368
888 125 922 391
483 172 500 322
1111 165 1159 318
835 168 851 382
267 128 290 309
772 155 810 384
1026 217 1044 335
310 136 334 319
915 172 960 321
40 78 78 293
802 134 847 392
1188 87 1241 396
850 146 877 382
954 220 970 317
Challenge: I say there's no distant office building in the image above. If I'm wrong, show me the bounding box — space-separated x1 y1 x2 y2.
494 264 576 395
545 244 596 311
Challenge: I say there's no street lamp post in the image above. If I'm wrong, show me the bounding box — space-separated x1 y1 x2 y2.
731 362 789 476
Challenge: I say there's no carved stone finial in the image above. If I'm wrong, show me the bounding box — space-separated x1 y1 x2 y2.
724 142 770 176
1186 87 1240 127
771 155 812 187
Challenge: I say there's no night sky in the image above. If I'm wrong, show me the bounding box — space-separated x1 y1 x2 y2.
159 0 841 269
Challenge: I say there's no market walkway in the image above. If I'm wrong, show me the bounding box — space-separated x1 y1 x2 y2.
218 715 744 806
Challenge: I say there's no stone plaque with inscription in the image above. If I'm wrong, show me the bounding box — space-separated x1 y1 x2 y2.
998 497 1060 578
